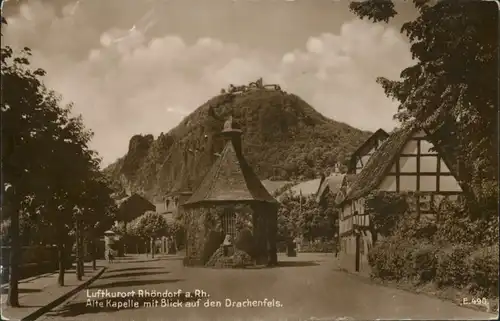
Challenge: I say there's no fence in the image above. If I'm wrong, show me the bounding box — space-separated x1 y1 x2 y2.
1 245 73 283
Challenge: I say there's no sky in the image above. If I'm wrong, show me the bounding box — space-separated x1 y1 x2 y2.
2 0 418 167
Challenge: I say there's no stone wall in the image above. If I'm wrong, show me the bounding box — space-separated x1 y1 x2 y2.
183 203 278 267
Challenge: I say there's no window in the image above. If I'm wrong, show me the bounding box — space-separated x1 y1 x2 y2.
419 194 433 213
222 210 236 239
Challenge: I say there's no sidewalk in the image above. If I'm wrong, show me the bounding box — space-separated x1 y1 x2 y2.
1 260 107 321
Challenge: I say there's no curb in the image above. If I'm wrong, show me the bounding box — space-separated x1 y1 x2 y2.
1 273 57 290
21 267 107 321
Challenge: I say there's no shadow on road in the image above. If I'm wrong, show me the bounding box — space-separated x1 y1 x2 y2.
111 267 164 273
115 256 183 264
100 271 171 280
88 279 183 290
119 259 162 264
49 292 202 317
1 288 42 294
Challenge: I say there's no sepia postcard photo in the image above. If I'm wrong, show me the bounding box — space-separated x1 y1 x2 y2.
1 0 498 320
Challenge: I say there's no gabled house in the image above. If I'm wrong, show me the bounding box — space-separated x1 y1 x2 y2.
347 129 389 174
155 190 193 254
336 124 463 275
316 164 357 204
116 193 156 223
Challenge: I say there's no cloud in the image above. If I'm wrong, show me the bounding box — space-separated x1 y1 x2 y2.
2 0 413 166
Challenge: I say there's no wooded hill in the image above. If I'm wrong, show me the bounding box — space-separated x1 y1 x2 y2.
104 87 372 201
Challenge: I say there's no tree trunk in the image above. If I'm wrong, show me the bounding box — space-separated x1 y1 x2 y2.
79 229 85 277
57 238 65 286
150 237 155 259
75 220 82 281
7 204 20 307
91 239 96 270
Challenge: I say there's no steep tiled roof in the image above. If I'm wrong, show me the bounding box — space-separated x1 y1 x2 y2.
315 173 346 203
276 178 322 201
338 123 464 204
116 193 156 221
261 180 293 195
339 125 417 204
351 128 389 157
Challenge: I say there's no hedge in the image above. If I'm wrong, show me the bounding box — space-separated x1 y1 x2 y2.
299 241 335 253
368 238 417 281
369 236 499 298
435 244 473 289
468 245 499 297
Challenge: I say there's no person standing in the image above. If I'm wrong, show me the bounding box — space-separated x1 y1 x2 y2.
294 236 301 253
107 249 114 263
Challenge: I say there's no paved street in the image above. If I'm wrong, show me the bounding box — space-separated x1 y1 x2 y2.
40 254 495 321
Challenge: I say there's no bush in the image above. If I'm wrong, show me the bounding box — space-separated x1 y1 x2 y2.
368 237 416 281
435 199 498 246
436 244 473 289
232 250 253 268
468 244 499 297
205 247 253 268
412 242 439 283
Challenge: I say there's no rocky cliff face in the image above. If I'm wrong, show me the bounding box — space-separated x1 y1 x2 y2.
104 87 372 202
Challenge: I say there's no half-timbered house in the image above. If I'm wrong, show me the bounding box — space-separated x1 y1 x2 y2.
347 129 389 174
336 124 463 274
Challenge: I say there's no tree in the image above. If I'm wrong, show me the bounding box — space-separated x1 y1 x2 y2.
128 211 169 258
80 174 117 270
1 36 58 306
29 92 96 286
349 0 498 215
2 16 115 297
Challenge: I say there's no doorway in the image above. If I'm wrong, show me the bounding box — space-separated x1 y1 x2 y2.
355 234 360 272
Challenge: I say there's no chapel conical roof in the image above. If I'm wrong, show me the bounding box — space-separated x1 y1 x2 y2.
183 117 277 207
